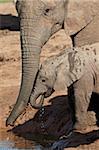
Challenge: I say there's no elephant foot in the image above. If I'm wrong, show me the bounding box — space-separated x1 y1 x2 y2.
74 112 97 133
74 125 99 134
87 111 96 126
73 122 88 133
74 122 99 134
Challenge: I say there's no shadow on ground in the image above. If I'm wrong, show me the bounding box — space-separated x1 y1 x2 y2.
8 93 99 148
0 14 19 31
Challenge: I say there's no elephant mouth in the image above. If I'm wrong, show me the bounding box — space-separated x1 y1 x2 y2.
34 88 54 105
30 88 55 109
44 88 55 98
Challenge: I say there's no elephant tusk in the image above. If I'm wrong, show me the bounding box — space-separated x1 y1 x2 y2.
40 94 45 106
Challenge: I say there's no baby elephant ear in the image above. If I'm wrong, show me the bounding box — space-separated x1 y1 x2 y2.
53 63 67 91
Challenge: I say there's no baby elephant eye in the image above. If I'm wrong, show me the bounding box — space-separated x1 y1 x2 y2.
45 9 50 13
44 8 51 16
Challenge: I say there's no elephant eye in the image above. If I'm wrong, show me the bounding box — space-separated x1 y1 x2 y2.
45 9 50 13
44 8 52 16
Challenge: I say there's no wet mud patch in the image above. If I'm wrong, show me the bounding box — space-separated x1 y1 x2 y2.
9 94 99 149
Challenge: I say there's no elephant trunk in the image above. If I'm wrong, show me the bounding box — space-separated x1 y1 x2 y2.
30 91 45 109
6 51 40 126
6 46 40 126
6 16 42 126
6 0 51 126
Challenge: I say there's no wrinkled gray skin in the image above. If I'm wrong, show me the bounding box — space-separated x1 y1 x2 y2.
6 0 69 126
30 43 99 131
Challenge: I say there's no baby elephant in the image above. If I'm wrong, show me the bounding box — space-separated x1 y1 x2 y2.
30 43 99 132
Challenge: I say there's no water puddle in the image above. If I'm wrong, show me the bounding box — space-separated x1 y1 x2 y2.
0 130 45 150
0 140 43 150
0 141 17 149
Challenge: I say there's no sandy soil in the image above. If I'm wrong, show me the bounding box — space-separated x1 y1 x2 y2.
0 3 99 150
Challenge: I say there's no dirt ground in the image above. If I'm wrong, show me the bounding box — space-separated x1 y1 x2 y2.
0 3 99 150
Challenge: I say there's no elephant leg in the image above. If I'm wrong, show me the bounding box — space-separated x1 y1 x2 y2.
73 72 96 132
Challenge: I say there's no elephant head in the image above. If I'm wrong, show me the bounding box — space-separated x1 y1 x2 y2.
30 62 57 108
30 51 67 109
6 0 69 126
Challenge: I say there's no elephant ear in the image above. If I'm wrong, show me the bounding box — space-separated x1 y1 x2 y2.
15 0 21 13
64 0 99 36
54 63 67 92
54 49 86 90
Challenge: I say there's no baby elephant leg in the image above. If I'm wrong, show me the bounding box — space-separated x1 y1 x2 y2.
73 73 96 132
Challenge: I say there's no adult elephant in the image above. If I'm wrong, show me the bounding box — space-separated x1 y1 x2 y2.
6 0 99 126
6 0 69 126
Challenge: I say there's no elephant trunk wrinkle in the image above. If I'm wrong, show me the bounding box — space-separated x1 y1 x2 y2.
6 49 40 126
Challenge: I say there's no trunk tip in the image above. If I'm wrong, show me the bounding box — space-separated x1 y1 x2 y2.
6 117 15 127
30 94 45 109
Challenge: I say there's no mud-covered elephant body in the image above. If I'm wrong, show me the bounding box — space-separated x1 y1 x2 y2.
30 43 99 131
6 0 99 126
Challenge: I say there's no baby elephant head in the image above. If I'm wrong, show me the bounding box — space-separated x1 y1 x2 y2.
30 63 57 109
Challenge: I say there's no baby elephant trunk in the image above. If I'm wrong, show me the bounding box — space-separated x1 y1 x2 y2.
30 92 45 109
